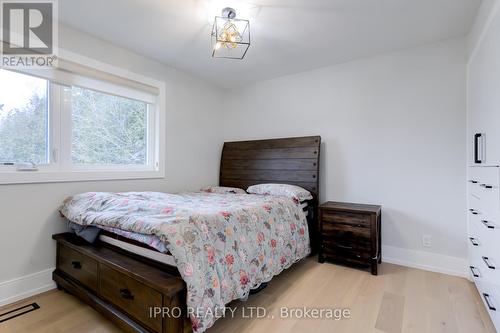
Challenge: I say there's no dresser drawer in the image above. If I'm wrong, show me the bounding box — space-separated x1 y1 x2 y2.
469 208 500 247
474 279 500 331
99 264 163 332
58 244 98 292
469 242 489 282
469 188 500 213
469 167 500 189
469 240 500 286
468 224 486 253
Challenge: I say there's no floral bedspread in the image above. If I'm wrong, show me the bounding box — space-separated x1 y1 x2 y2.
60 191 310 332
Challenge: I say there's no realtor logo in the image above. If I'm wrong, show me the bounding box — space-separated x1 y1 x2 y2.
1 0 58 67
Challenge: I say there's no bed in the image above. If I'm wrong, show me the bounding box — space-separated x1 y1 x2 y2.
55 136 321 333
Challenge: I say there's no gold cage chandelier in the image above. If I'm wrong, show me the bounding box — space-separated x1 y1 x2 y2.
211 7 250 59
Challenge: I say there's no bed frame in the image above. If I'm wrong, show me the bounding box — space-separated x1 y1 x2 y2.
52 136 321 333
220 135 321 253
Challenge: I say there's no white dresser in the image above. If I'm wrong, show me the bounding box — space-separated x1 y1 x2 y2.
467 166 500 330
466 5 500 330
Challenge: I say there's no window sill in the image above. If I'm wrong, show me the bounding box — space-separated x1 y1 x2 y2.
0 169 165 185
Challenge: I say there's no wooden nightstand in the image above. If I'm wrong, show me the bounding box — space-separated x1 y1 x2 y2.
318 202 382 275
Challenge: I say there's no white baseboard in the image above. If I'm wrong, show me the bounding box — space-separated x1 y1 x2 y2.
382 245 468 278
0 268 56 307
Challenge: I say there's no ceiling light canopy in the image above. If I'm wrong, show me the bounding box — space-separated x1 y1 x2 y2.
211 7 250 60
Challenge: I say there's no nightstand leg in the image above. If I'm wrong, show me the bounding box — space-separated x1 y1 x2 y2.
378 214 382 263
371 260 378 275
318 254 325 264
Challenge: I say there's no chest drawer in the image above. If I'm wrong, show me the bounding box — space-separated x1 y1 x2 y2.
57 244 98 292
99 264 163 332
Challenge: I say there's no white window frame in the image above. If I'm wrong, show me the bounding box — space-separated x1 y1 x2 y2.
0 50 166 184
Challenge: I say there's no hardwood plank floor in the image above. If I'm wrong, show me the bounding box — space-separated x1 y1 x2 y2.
0 259 495 333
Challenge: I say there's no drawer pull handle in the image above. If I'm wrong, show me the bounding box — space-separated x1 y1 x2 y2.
482 256 496 269
483 293 497 311
469 180 478 184
119 288 134 300
469 266 480 277
469 209 479 215
336 244 353 250
474 133 483 164
481 220 495 229
469 237 479 246
480 184 494 189
71 261 82 269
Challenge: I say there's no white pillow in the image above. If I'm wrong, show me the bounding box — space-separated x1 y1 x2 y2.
200 186 246 194
247 184 313 201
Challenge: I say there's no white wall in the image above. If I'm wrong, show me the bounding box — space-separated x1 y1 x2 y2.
221 39 468 274
0 26 224 304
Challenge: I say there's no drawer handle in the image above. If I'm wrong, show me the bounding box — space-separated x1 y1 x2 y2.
482 256 496 269
119 288 135 300
469 237 479 246
336 244 353 250
481 220 495 229
469 266 480 277
480 184 494 189
469 209 479 215
469 180 479 184
475 133 483 164
483 293 497 311
71 261 82 270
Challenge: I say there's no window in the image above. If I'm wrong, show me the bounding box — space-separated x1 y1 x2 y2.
0 59 165 184
70 87 149 166
0 70 49 165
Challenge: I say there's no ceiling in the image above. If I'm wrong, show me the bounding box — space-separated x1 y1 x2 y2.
59 0 482 89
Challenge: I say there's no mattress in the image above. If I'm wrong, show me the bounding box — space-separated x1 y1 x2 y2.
99 233 177 266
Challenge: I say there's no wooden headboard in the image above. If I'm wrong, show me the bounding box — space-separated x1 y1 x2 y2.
219 135 321 253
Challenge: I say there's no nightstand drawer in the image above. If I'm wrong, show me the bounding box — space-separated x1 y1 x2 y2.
322 220 371 239
321 211 371 228
322 233 372 252
321 245 371 264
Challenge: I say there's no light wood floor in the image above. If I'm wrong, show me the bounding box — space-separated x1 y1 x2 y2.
0 259 496 333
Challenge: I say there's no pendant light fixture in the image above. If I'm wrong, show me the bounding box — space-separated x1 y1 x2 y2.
211 7 250 59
